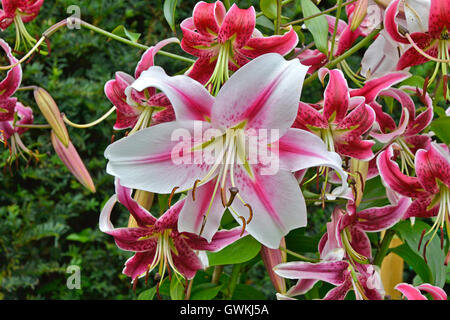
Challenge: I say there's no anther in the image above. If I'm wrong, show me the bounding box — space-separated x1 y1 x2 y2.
168 186 179 208
132 277 138 293
154 272 161 282
238 215 247 237
440 226 444 250
423 239 430 264
220 187 239 207
111 134 115 144
192 179 201 201
244 203 253 224
145 266 150 286
418 228 427 251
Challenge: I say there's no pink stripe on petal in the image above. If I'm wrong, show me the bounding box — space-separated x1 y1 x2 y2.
274 261 350 285
417 283 447 300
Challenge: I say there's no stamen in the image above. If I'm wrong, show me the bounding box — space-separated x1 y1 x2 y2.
132 277 138 293
405 33 450 63
418 228 427 251
441 226 444 250
62 106 116 128
245 203 253 224
145 265 150 286
423 239 430 264
168 186 179 208
220 187 239 207
238 215 247 237
192 179 201 201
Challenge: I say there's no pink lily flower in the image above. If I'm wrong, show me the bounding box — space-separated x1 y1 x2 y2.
293 68 376 160
104 54 348 249
180 1 298 93
384 0 450 97
0 39 22 100
104 38 179 131
100 179 244 282
395 283 447 300
0 0 44 50
377 143 450 240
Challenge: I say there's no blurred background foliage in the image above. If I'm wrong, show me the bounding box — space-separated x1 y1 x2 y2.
0 0 447 300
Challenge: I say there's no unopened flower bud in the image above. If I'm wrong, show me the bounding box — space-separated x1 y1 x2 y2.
34 87 70 147
350 0 369 31
261 238 287 294
51 130 96 193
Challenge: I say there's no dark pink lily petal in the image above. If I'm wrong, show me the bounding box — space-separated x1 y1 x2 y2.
212 53 308 136
354 197 411 232
180 18 220 58
294 102 328 130
192 1 226 37
404 135 432 154
155 199 186 231
334 24 363 57
417 283 447 300
428 0 450 39
296 49 328 75
186 57 218 84
349 226 372 260
395 283 427 300
123 251 158 281
171 237 205 279
323 278 353 300
369 101 397 138
129 66 214 121
115 179 158 226
184 227 245 252
384 0 409 44
217 4 255 48
0 39 22 99
177 178 225 242
402 88 433 136
377 145 424 197
274 261 350 286
0 97 16 121
135 37 180 79
397 34 437 70
319 68 350 123
286 279 318 297
358 274 384 300
237 27 298 59
404 195 438 219
0 0 43 28
335 138 375 161
319 207 345 259
350 71 411 103
415 144 450 193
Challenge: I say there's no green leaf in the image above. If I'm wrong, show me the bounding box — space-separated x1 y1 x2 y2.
170 275 185 300
393 220 446 287
285 228 321 253
256 15 275 31
164 0 178 33
190 283 223 300
231 284 267 300
260 0 277 20
207 235 261 266
111 25 141 43
390 244 433 284
430 117 450 145
300 0 329 53
399 75 425 89
137 287 156 300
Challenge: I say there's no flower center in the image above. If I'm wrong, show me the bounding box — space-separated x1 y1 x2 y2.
205 41 233 96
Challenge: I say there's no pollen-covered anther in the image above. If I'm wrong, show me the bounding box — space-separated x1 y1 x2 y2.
192 179 201 201
238 215 247 237
168 186 179 208
244 203 253 224
220 187 239 207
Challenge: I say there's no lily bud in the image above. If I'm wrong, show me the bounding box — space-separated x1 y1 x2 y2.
350 158 369 207
261 238 287 294
51 130 96 193
34 87 70 147
350 0 369 31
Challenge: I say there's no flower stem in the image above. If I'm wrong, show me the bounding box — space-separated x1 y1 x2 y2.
275 0 283 35
328 0 343 60
279 246 319 262
227 263 241 299
373 229 396 266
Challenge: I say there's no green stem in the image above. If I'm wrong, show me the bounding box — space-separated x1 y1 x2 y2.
223 0 231 10
211 265 224 285
282 0 357 27
373 229 396 267
279 247 319 262
227 263 241 299
303 28 380 86
328 0 343 60
275 0 283 35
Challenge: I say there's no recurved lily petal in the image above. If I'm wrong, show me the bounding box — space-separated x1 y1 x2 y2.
211 53 309 137
192 1 226 37
384 0 409 44
274 260 350 285
171 237 207 279
396 34 437 70
295 102 329 130
123 251 158 281
427 0 448 38
51 131 96 193
417 283 448 300
377 144 425 197
0 39 21 99
415 143 450 193
237 27 298 59
395 283 428 300
185 226 246 252
217 4 255 48
349 72 411 103
323 278 353 300
127 66 214 121
319 68 350 123
105 120 216 194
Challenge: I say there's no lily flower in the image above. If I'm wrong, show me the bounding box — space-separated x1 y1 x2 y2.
180 1 298 94
395 283 447 300
294 68 376 160
100 179 244 282
0 0 44 51
275 195 409 300
377 143 450 241
0 38 22 100
105 38 179 132
384 0 450 98
104 53 348 249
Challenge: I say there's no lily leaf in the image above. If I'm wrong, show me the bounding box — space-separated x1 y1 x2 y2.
170 275 185 300
190 283 223 300
111 25 141 43
164 0 178 33
260 0 277 20
300 0 329 54
137 286 157 300
390 243 433 284
430 117 450 145
207 235 261 266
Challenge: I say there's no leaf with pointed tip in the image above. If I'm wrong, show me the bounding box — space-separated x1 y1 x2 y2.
207 236 261 266
260 0 277 20
300 0 329 54
430 117 450 145
111 25 141 43
164 0 179 33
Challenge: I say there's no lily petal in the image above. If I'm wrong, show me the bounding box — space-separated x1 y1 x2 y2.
0 39 21 99
395 283 427 300
217 4 255 48
415 143 450 193
319 68 350 123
